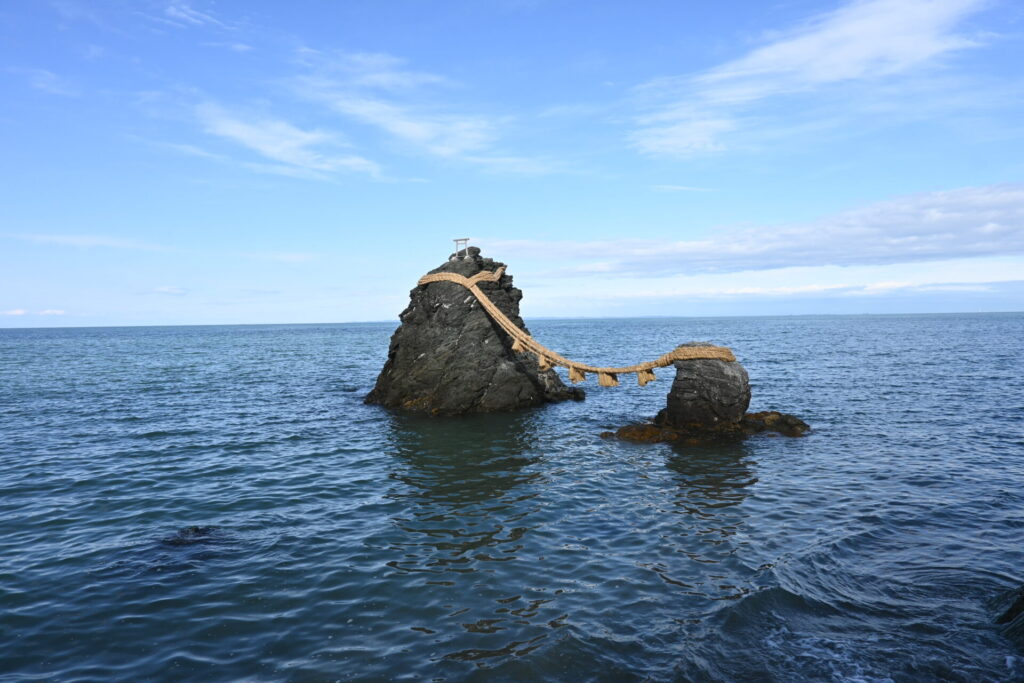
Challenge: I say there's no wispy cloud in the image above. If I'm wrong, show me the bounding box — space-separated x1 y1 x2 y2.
304 51 453 91
290 49 549 172
10 233 170 251
195 103 380 178
485 183 1024 275
164 2 228 29
203 41 253 52
307 91 495 157
631 0 989 156
2 309 27 316
39 309 67 315
153 140 229 161
8 67 79 96
583 279 1006 301
153 286 187 295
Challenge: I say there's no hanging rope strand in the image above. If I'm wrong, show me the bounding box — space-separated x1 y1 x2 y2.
418 267 735 386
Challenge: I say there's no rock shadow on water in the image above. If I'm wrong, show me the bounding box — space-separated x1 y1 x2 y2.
379 410 564 660
664 440 759 510
656 441 761 591
383 411 544 506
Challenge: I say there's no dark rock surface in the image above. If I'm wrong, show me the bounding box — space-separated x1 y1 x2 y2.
606 411 810 444
365 248 584 415
655 342 751 429
161 525 219 546
996 585 1024 645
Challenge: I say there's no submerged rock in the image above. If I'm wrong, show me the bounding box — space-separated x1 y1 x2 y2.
161 525 219 546
366 248 584 415
608 411 810 444
996 586 1024 645
655 342 751 429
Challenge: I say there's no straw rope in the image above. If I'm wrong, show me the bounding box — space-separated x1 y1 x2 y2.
417 266 736 387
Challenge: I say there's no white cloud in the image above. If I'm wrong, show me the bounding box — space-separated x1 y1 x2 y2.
195 103 380 177
291 50 546 171
156 141 228 160
10 234 169 250
579 278 1005 300
39 309 67 315
322 94 494 157
485 183 1024 275
699 0 984 102
164 2 227 29
8 67 79 96
203 42 253 52
632 0 989 156
2 309 27 316
153 286 187 295
471 253 1024 317
631 118 735 156
302 51 452 91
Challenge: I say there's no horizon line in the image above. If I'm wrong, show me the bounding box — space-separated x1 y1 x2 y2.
2 309 1022 331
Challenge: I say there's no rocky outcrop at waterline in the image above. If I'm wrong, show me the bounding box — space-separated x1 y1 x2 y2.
995 585 1024 645
654 342 751 428
606 348 809 443
365 248 584 415
608 411 810 444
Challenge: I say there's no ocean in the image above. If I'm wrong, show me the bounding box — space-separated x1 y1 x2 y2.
1 313 1022 681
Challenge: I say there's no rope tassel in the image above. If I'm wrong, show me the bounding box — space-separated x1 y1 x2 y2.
568 366 586 384
537 356 553 371
511 337 526 353
637 369 656 386
597 372 619 387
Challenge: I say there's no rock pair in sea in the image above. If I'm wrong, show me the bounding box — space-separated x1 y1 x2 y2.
366 248 807 439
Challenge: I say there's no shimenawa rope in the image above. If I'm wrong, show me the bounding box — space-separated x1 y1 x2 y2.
417 266 735 387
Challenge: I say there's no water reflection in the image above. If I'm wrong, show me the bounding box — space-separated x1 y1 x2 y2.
664 441 757 512
656 442 760 600
384 411 543 506
379 411 561 665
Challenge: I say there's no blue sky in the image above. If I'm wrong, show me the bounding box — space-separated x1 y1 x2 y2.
2 0 1023 326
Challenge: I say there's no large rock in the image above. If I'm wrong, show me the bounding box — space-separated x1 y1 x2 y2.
365 248 584 415
655 342 751 429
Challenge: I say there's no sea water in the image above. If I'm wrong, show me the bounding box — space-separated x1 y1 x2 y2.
1 314 1022 681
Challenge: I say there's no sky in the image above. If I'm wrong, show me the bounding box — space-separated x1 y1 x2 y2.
2 0 1023 327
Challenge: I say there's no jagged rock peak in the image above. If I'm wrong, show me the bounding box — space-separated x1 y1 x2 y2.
365 249 584 415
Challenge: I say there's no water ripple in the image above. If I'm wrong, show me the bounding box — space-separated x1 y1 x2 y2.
1 315 1023 680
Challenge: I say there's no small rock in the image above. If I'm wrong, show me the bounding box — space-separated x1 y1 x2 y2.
615 424 680 443
740 411 810 437
655 342 751 429
613 411 809 444
161 525 218 546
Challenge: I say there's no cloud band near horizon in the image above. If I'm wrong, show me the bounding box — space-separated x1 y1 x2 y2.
484 183 1024 277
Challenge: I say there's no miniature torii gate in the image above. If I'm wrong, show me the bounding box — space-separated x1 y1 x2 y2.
453 238 470 259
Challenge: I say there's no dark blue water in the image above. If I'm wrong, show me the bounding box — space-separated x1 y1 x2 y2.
2 314 1023 681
